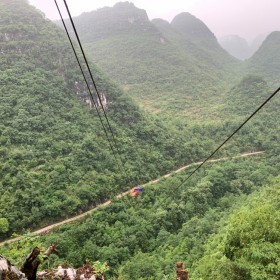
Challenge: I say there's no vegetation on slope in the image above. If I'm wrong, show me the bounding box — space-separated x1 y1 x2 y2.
0 0 222 238
65 2 241 120
1 2 279 279
248 31 280 83
191 176 280 279
2 154 279 279
0 0 265 240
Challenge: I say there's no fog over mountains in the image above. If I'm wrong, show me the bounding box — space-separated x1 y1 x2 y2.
218 34 268 60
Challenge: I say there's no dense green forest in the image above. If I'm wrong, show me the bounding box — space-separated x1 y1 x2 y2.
0 0 232 238
0 0 279 279
2 155 280 279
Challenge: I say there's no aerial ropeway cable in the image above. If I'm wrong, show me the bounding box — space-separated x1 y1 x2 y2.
61 0 124 161
54 0 280 192
176 85 280 189
54 0 126 175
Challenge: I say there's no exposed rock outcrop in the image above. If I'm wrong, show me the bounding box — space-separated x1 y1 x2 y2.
0 256 105 280
0 255 28 280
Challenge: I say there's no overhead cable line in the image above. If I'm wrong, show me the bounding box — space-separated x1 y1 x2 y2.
61 0 126 168
54 0 124 173
54 0 121 172
176 85 280 188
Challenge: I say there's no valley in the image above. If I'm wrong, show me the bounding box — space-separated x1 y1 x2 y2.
0 0 279 279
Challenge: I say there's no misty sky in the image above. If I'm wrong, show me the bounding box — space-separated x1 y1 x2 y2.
29 0 280 42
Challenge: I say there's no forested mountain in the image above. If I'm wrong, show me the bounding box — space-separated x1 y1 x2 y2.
69 2 158 43
1 1 280 279
170 12 217 46
64 2 241 120
247 31 280 82
0 0 235 239
0 0 263 240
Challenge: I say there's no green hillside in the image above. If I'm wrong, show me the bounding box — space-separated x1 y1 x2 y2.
1 1 279 279
0 0 259 241
65 2 242 121
170 12 217 47
247 31 280 83
191 176 280 279
3 154 280 279
225 74 279 116
0 0 235 239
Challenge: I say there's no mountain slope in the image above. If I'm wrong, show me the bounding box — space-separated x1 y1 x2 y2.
71 2 159 43
1 2 279 277
64 2 241 120
1 0 222 239
247 31 280 82
1 1 278 240
170 12 221 50
192 176 280 279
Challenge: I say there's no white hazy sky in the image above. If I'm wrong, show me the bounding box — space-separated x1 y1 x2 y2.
29 0 280 42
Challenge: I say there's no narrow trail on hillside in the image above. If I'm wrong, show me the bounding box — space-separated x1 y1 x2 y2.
0 151 264 246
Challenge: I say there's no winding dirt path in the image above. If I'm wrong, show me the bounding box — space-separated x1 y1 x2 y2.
0 151 264 246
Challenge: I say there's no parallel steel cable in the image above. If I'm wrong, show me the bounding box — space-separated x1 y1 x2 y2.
56 0 280 189
54 0 123 172
176 85 280 188
62 0 126 170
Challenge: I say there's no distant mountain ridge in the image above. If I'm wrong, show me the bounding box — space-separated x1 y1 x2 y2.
218 34 267 60
153 12 238 74
171 12 219 49
219 35 251 60
72 2 159 43
64 1 280 119
65 1 240 119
